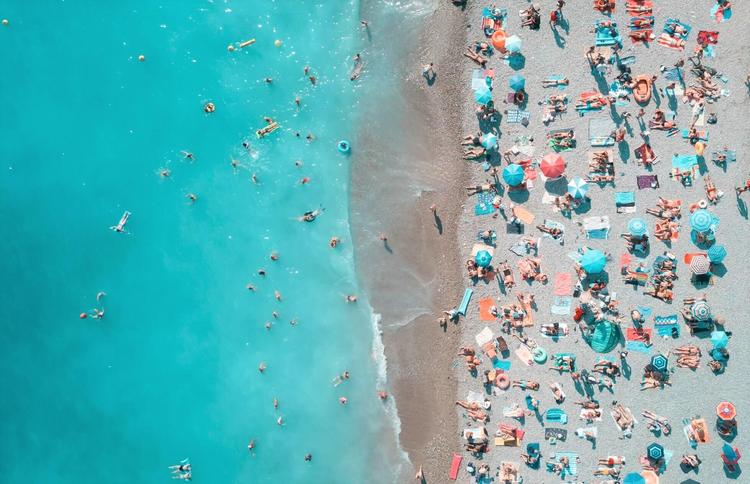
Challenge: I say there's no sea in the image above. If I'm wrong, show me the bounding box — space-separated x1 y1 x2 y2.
0 1 433 482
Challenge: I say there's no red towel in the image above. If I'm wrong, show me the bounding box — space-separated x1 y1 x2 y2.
697 31 719 45
626 328 652 341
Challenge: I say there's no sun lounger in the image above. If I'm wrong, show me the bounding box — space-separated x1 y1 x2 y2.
458 288 473 316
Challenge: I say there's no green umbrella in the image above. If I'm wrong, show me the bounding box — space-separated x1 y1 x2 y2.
509 74 526 91
580 249 607 273
475 250 492 268
627 218 648 237
711 331 729 349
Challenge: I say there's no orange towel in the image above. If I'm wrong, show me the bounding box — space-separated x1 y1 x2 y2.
513 206 535 225
479 298 496 321
626 328 653 341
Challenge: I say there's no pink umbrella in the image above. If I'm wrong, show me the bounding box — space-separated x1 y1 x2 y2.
540 153 566 179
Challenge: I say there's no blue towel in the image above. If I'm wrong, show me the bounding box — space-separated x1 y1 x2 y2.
626 341 652 353
671 154 698 170
681 129 709 141
474 192 495 215
494 359 511 370
655 314 679 337
615 191 635 205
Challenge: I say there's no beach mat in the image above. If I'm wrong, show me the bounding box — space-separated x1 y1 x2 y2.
458 288 473 315
551 296 572 315
474 192 496 215
479 298 496 321
493 359 512 370
545 427 568 441
626 327 653 341
553 272 573 296
637 174 659 189
655 314 679 337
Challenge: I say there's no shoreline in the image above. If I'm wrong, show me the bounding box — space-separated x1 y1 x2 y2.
350 0 471 479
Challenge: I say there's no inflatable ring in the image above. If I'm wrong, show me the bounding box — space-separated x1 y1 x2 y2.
337 140 351 154
532 347 548 364
495 372 510 390
698 199 708 209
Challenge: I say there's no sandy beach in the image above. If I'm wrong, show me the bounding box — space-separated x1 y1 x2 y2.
442 0 750 483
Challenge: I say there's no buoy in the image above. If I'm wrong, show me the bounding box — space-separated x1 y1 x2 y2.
80 313 88 319
495 372 510 390
533 347 547 364
227 44 235 52
274 39 282 47
337 140 350 154
695 141 705 156
138 54 145 62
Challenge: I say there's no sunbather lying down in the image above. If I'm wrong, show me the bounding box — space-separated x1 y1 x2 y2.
517 257 548 282
542 77 569 87
466 182 497 195
463 147 486 159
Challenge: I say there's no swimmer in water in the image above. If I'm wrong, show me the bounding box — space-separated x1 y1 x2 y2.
90 308 105 319
273 397 279 409
247 439 255 452
272 311 279 319
305 133 315 142
308 75 317 85
298 208 324 222
378 390 388 400
169 462 191 473
274 290 282 301
300 176 310 184
332 371 350 386
186 193 197 203
290 318 298 326
110 211 131 233
329 237 340 248
304 453 312 462
259 362 266 373
251 173 258 184
304 66 310 75
180 151 194 161
339 397 348 405
264 77 273 84
294 96 301 107
246 283 256 291
277 416 284 426
159 168 171 178
345 295 358 303
295 160 303 167
264 322 272 330
270 252 279 261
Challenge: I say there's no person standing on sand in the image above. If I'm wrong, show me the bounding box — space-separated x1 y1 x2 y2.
422 63 435 82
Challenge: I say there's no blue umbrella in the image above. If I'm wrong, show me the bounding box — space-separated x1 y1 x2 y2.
505 35 522 53
474 85 493 105
475 250 493 268
622 473 645 484
711 330 729 349
647 442 665 460
690 209 714 233
509 74 526 91
708 244 727 263
567 177 589 199
502 164 525 186
580 249 607 273
650 353 668 372
628 218 648 237
481 133 498 149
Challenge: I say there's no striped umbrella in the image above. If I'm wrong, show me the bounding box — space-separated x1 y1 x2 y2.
717 401 737 421
691 300 712 321
567 177 589 198
689 255 711 275
627 218 649 237
650 354 668 372
502 164 525 186
690 209 713 233
505 35 522 53
707 244 727 263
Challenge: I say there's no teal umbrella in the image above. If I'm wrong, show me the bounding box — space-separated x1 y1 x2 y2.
711 331 729 349
481 133 498 149
505 35 522 53
690 209 714 233
509 74 526 91
627 218 648 237
474 85 493 105
650 353 668 372
647 442 665 460
580 249 607 273
588 320 619 353
567 177 589 199
708 244 727 263
502 164 525 186
475 250 492 268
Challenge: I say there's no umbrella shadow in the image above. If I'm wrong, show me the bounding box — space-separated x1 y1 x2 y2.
508 189 530 204
618 140 631 162
697 155 709 175
653 84 662 107
737 196 749 219
712 263 727 278
573 198 592 215
545 177 569 196
723 464 742 480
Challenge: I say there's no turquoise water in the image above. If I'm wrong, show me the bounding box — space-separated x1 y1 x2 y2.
0 1 406 482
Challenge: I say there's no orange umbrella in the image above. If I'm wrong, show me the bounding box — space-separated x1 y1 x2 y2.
540 153 566 179
717 401 737 421
491 29 507 50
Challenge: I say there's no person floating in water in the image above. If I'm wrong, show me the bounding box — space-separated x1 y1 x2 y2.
298 207 324 222
110 211 131 233
169 459 191 480
332 370 350 386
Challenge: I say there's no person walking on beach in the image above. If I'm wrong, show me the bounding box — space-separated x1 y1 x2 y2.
422 63 435 82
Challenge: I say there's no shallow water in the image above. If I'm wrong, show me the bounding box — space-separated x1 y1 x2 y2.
0 1 407 482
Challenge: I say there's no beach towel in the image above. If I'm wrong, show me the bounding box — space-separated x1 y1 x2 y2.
595 21 622 46
615 191 636 213
583 215 611 239
626 327 652 341
663 18 691 39
544 427 568 441
479 298 496 321
655 314 679 337
506 110 530 124
545 408 568 424
555 452 579 478
474 192 495 215
657 33 686 51
681 129 709 141
544 75 568 90
697 30 719 44
512 205 535 225
710 3 732 23
551 296 573 316
475 326 494 347
663 67 683 83
515 346 534 366
711 149 736 164
458 288 473 315
637 174 659 189
553 272 573 296
672 154 698 171
588 117 616 146
493 359 512 370
540 219 565 244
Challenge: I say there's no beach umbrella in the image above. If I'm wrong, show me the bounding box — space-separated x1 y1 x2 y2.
508 74 526 91
627 218 649 237
623 473 646 484
502 164 525 186
689 254 711 275
540 153 566 179
647 442 665 461
491 29 507 50
641 470 659 484
717 402 737 421
505 35 522 53
708 244 727 263
474 85 493 105
567 177 589 199
475 250 493 268
650 353 668 372
711 330 729 349
691 300 712 321
480 133 498 149
580 249 607 274
690 209 714 233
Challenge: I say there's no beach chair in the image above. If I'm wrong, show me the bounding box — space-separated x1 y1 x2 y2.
458 288 473 315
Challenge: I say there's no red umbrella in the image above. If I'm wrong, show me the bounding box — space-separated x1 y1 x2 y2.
717 402 737 421
540 153 566 179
